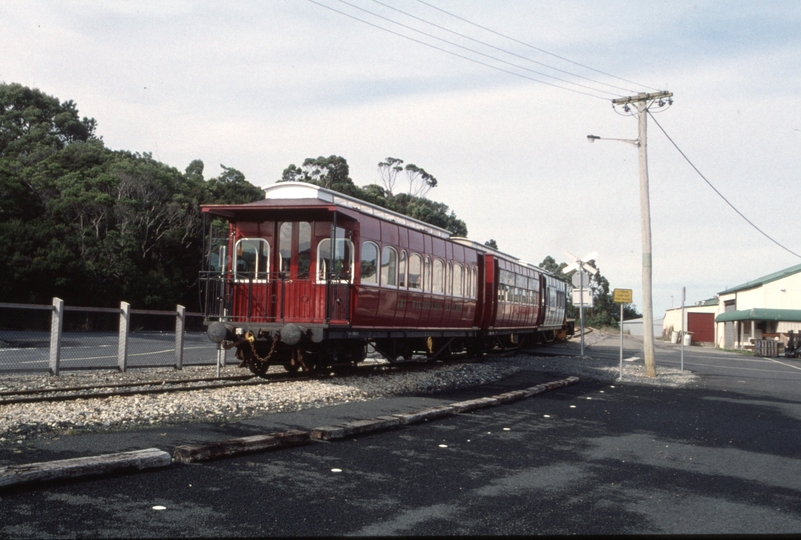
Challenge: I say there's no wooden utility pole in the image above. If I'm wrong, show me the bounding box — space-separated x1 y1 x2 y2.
610 91 673 378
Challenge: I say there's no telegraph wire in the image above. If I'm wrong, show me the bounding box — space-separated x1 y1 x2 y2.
307 0 611 100
416 0 660 93
333 0 618 97
648 111 801 259
369 0 637 95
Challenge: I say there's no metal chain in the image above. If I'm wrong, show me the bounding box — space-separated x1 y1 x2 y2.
248 333 280 363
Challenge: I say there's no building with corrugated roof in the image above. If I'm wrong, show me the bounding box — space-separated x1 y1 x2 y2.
715 262 801 350
661 262 801 352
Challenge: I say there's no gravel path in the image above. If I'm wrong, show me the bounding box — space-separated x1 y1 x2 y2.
0 331 697 445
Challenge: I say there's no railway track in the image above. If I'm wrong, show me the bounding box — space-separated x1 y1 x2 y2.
0 356 487 406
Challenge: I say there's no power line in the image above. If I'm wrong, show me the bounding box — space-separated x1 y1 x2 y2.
306 0 611 100
369 0 638 95
332 0 617 98
648 111 801 259
415 0 660 93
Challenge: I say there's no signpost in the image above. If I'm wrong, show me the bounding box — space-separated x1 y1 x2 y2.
681 286 686 373
613 288 633 379
564 251 598 358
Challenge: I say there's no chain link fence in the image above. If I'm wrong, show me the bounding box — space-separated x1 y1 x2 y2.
0 299 221 374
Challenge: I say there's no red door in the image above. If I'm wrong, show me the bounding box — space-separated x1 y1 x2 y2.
688 313 715 342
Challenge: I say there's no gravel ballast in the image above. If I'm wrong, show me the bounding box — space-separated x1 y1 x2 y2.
0 331 698 445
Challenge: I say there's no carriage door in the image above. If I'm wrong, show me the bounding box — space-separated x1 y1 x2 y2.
316 226 353 324
277 221 313 322
232 238 270 322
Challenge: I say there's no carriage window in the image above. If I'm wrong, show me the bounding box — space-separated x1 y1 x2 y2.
454 264 464 297
408 253 422 290
279 223 292 275
433 259 444 294
498 283 509 303
471 266 478 299
317 238 354 282
298 222 311 279
381 246 398 287
361 242 378 285
399 251 407 288
424 257 432 292
445 262 453 296
278 222 311 279
234 238 269 280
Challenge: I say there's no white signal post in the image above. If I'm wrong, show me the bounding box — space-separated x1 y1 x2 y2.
566 251 598 358
588 90 673 378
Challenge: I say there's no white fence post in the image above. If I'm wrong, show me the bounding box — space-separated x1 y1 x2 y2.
49 298 64 376
118 302 130 372
175 305 185 370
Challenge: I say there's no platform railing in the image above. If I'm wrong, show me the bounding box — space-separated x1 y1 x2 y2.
199 271 350 325
0 299 213 375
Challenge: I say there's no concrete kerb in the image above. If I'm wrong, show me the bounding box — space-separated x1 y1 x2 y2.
0 448 171 489
173 430 310 463
0 376 580 488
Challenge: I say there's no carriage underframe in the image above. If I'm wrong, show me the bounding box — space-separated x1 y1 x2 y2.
211 321 573 377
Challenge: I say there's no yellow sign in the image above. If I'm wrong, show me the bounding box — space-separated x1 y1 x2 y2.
613 288 633 303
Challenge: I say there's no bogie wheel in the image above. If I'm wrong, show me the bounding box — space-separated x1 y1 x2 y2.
283 362 300 373
248 358 269 378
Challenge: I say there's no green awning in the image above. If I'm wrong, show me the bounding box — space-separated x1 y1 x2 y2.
715 308 801 323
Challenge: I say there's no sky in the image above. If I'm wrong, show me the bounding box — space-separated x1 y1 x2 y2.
2 0 800 321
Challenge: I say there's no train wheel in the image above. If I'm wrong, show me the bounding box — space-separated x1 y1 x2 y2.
248 357 269 378
283 362 300 373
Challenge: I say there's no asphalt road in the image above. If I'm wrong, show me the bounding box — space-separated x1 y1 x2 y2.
1 338 800 537
0 331 221 371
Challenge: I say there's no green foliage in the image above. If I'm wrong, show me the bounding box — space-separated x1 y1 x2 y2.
0 83 263 310
538 255 568 277
403 163 437 197
538 255 641 328
280 155 467 237
484 239 498 250
0 82 96 159
377 157 404 194
206 165 264 204
280 155 361 197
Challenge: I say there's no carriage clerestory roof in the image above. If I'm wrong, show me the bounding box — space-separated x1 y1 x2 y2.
201 182 453 240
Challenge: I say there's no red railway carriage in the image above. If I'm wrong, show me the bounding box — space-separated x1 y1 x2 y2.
199 182 571 375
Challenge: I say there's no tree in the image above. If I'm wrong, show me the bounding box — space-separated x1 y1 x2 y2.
0 83 264 309
484 239 498 250
539 255 568 277
279 155 360 197
359 184 390 208
280 155 468 237
404 163 437 197
206 164 263 204
377 157 404 195
0 82 96 159
539 255 640 328
388 193 467 237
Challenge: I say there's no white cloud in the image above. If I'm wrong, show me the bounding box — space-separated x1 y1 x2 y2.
2 0 800 320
